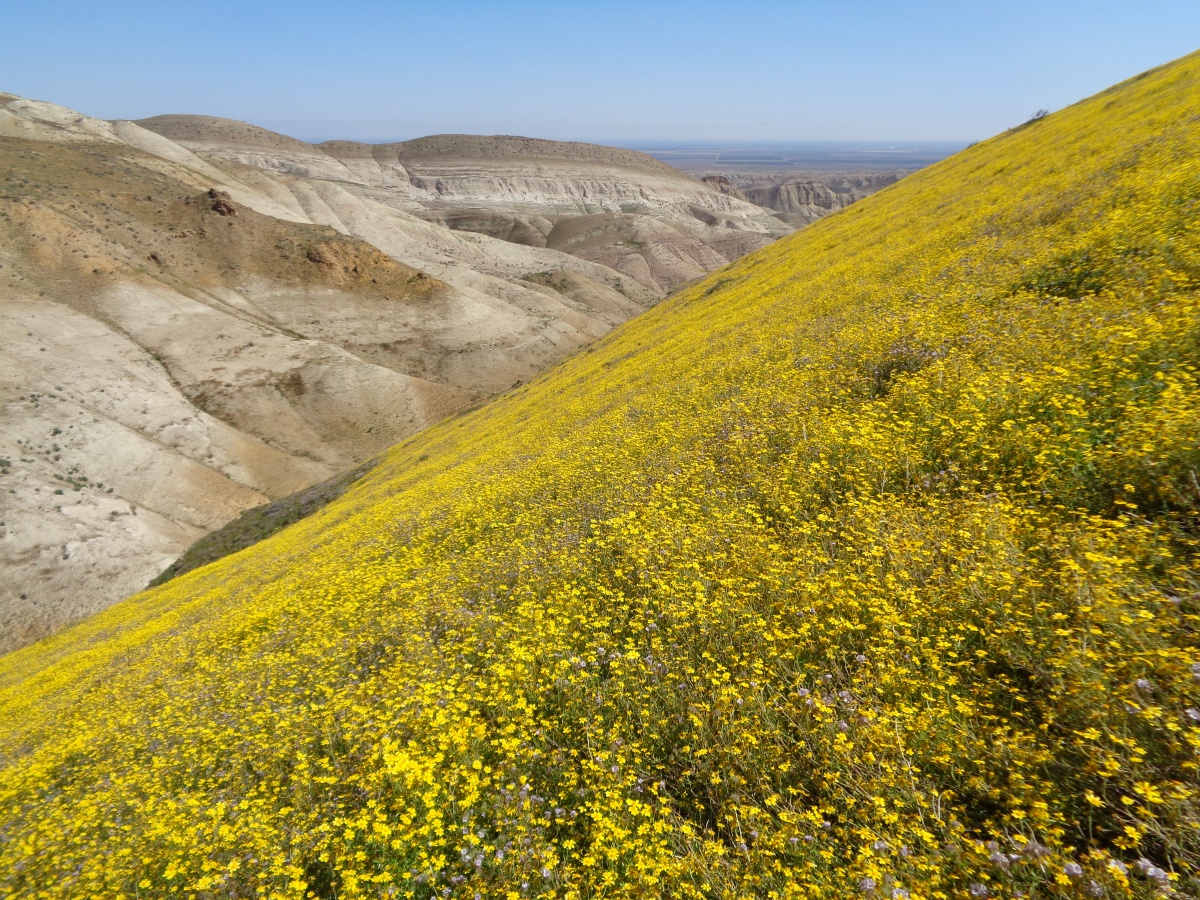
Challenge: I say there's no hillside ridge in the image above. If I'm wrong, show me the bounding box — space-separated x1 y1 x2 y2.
339 133 695 178
136 116 696 180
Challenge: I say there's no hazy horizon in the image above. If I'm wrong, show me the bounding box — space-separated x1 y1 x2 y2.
282 137 970 152
277 134 969 167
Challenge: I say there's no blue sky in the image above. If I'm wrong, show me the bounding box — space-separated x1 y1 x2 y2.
2 1 1198 144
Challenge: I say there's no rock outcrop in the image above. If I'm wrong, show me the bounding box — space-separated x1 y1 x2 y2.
207 187 237 216
741 180 855 226
740 173 902 226
700 174 750 202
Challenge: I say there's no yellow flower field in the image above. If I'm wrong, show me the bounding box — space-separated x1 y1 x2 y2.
2 51 1199 899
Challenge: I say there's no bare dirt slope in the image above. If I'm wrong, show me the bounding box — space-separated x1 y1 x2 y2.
2 93 783 651
0 136 472 650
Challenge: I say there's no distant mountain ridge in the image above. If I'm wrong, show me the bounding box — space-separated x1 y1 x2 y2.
328 133 695 176
134 115 768 214
738 173 901 225
137 117 694 178
133 114 789 294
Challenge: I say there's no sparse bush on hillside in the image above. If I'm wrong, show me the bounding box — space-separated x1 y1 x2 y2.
1 51 1200 900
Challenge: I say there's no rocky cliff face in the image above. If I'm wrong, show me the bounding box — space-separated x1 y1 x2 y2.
741 180 855 226
700 174 750 202
740 173 902 225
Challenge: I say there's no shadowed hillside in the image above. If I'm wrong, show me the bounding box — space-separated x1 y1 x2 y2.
2 51 1199 900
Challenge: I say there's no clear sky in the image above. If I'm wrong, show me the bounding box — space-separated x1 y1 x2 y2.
2 1 1198 144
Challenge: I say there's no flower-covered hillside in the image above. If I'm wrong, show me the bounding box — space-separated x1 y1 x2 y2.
2 52 1200 900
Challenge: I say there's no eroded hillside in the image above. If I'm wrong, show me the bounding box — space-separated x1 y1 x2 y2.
1 51 1198 900
136 117 790 296
0 137 464 649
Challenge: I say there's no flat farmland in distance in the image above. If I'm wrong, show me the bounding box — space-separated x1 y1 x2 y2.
631 140 965 174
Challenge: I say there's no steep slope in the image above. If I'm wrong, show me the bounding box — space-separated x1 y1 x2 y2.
137 117 790 295
3 52 1200 900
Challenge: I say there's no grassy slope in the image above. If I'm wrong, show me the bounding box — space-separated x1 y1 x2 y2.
2 55 1199 900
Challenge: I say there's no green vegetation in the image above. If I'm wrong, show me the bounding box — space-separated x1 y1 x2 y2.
149 458 381 588
1 53 1199 900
